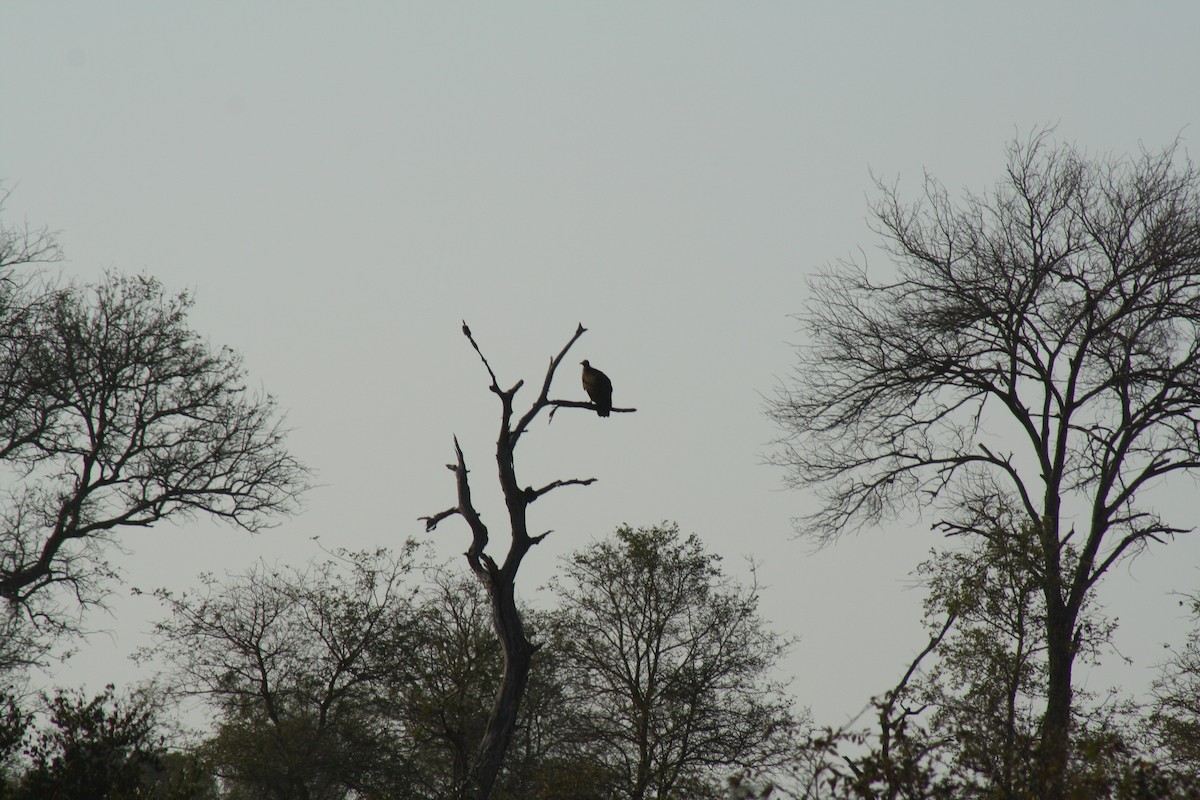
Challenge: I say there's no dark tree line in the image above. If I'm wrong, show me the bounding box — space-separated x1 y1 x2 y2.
126 526 796 800
0 684 216 800
11 526 1200 800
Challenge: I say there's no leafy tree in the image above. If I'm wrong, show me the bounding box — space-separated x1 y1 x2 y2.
802 528 1182 800
0 689 31 795
1148 590 1200 788
916 538 1045 796
769 130 1200 798
145 546 423 800
9 684 213 800
915 526 1125 798
393 568 597 800
398 567 498 797
547 523 799 800
148 545 599 800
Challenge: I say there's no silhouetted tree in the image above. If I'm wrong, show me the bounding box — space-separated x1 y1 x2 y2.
800 527 1152 800
395 568 592 800
145 546 423 800
421 322 634 800
0 689 31 794
10 684 213 800
770 130 1200 799
548 524 799 800
0 265 308 634
1149 590 1200 787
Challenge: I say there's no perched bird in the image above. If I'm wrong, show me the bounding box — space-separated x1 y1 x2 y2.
580 360 613 417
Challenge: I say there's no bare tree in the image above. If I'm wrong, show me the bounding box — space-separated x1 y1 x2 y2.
769 130 1200 799
0 187 63 513
421 322 633 800
0 184 62 274
0 269 309 635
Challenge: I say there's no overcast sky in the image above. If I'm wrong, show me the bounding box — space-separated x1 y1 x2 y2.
3 2 1200 727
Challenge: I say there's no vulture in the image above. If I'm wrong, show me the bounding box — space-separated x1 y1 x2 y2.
580 360 613 417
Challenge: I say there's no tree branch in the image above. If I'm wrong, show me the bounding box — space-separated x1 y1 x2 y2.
523 477 597 504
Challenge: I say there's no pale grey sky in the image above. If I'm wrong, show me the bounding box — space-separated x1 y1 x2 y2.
3 2 1200 727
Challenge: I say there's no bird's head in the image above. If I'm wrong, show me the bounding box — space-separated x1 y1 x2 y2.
580 360 590 368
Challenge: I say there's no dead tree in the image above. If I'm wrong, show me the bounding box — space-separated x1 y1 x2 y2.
421 322 633 800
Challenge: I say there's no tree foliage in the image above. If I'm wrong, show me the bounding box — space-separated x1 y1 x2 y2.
770 130 1200 798
145 546 423 800
6 684 213 800
140 524 803 800
914 526 1126 797
1149 590 1200 781
393 568 596 800
801 530 1200 800
548 524 799 800
0 688 31 791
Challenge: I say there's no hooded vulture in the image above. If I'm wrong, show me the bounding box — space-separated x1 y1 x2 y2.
580 360 613 417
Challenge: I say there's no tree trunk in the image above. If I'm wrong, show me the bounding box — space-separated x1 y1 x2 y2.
1040 596 1076 800
469 576 535 800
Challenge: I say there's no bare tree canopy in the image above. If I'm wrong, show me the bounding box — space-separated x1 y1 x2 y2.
0 185 62 273
0 265 309 629
769 130 1200 799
